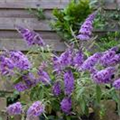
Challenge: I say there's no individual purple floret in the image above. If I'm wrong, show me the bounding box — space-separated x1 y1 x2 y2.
0 55 14 75
113 79 120 90
100 50 120 67
27 101 45 117
52 81 61 96
16 26 45 46
92 67 115 84
38 68 51 84
10 51 31 70
73 50 84 69
80 53 102 71
7 102 22 115
64 70 74 95
77 12 97 41
60 97 72 113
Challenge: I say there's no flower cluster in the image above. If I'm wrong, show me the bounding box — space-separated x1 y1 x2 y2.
100 49 120 67
60 97 72 113
7 101 45 117
27 101 45 117
113 79 120 90
53 48 73 73
10 51 31 70
0 50 31 76
73 50 84 69
52 81 61 96
64 70 74 95
80 53 102 71
77 12 97 41
16 26 45 46
7 102 22 115
92 67 115 84
0 55 14 75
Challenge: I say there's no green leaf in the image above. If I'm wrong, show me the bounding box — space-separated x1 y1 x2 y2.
96 85 102 104
76 87 85 100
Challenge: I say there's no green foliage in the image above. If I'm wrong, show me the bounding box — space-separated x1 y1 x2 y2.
94 1 120 30
28 8 46 20
95 32 120 52
51 0 93 41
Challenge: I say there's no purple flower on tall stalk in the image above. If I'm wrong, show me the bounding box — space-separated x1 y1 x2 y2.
60 97 72 113
113 79 120 90
64 70 74 95
7 102 22 115
10 51 31 70
80 53 102 71
52 81 61 96
77 12 97 41
38 68 51 84
16 26 45 46
73 50 84 68
100 50 120 67
0 55 14 75
92 67 115 84
27 101 45 117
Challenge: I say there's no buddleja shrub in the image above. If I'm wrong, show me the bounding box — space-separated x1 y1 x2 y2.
0 11 120 120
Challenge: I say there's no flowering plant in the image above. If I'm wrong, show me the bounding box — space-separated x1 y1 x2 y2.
0 11 120 120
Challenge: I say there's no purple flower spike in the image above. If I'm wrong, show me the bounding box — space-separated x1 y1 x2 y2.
113 79 120 90
7 102 22 115
14 82 29 92
73 50 84 68
27 101 45 117
100 50 120 67
0 55 14 75
52 47 73 73
10 51 31 70
60 97 72 113
16 26 45 46
38 68 51 84
81 53 102 71
77 12 97 41
60 48 73 68
92 67 115 84
64 70 74 95
52 81 61 96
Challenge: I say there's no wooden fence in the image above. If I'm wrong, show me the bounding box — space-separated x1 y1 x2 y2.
0 0 120 119
0 0 70 52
